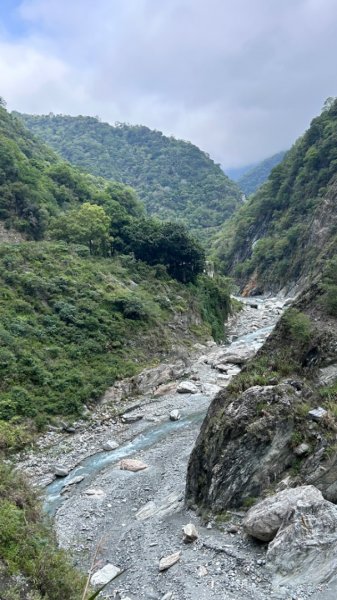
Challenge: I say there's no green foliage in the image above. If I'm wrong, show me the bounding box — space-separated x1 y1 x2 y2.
17 113 242 239
0 462 86 599
321 256 337 315
50 202 111 255
282 309 312 344
237 151 287 196
122 218 205 282
0 242 228 436
215 98 337 287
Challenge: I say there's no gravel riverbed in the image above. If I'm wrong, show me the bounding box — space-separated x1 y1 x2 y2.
18 297 328 600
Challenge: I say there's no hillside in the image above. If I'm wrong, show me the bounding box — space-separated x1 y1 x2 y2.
16 113 242 238
214 99 337 294
237 150 287 196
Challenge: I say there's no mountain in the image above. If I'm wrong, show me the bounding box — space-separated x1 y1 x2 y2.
214 99 337 294
237 151 287 196
225 162 258 182
16 113 242 239
0 101 234 598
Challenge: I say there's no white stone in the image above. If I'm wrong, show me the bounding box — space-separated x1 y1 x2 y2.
169 409 181 421
54 465 69 477
182 523 199 543
90 563 121 586
159 551 181 571
308 407 328 421
102 440 119 451
176 381 198 394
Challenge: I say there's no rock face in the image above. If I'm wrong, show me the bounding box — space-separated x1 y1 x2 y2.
186 384 301 511
267 493 337 588
243 485 324 542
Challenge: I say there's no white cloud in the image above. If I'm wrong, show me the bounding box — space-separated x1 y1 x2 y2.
1 0 337 167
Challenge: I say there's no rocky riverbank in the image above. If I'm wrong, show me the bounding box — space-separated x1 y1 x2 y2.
18 296 329 600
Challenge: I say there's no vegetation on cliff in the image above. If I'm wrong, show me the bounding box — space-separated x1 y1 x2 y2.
17 113 242 238
214 98 337 292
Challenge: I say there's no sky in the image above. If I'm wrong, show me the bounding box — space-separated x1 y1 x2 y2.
1 0 337 169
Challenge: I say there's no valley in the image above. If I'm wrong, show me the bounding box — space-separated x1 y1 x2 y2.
19 298 291 600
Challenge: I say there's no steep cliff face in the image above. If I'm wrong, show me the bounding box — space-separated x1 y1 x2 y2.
214 99 337 294
186 281 337 512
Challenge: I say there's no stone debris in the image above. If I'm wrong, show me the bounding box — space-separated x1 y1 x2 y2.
119 459 148 472
176 381 198 394
90 563 121 586
84 488 105 497
121 414 143 424
197 565 208 577
169 409 181 421
182 523 199 543
159 551 181 571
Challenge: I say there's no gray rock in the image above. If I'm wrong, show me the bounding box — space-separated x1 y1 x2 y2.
294 442 310 456
90 563 121 586
318 364 337 386
308 406 328 421
159 551 181 571
136 492 183 521
54 465 69 477
169 409 181 421
102 439 119 451
121 414 143 423
243 485 323 542
65 474 84 486
177 381 198 394
268 495 337 588
182 523 199 543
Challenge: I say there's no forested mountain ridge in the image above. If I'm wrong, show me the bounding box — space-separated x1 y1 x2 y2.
16 113 243 238
214 98 337 294
237 150 287 196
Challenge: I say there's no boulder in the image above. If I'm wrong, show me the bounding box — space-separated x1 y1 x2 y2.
159 551 181 571
267 495 337 588
243 485 324 542
54 465 69 477
169 409 181 421
177 381 198 394
182 523 199 543
308 406 328 421
90 563 121 586
102 440 119 451
119 459 148 472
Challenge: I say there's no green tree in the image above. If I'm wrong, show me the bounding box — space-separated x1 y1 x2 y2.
50 203 110 254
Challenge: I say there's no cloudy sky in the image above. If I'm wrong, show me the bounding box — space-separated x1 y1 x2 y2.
1 0 337 169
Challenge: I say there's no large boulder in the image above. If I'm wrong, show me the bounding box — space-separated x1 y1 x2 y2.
267 495 337 588
243 485 323 542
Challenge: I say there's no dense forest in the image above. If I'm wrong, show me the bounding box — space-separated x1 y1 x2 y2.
17 113 242 240
214 98 337 292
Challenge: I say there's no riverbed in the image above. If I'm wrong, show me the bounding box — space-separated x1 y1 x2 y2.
18 297 301 600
